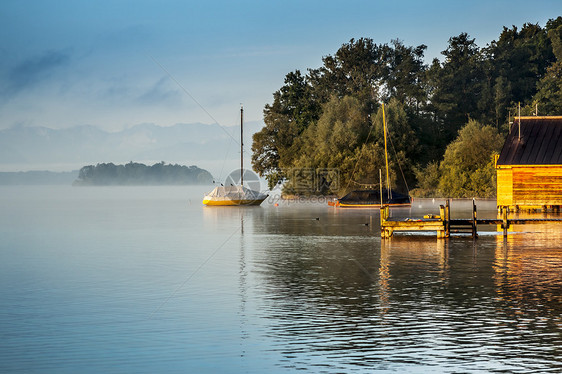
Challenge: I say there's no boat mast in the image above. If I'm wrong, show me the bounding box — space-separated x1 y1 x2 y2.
240 105 244 187
382 103 391 199
379 169 383 206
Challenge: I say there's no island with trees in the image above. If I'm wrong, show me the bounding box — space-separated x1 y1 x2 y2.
251 17 562 198
73 162 213 186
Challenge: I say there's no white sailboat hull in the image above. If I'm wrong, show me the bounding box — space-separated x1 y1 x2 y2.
203 185 268 206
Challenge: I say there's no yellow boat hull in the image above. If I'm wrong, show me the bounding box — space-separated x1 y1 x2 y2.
202 198 266 206
337 202 411 208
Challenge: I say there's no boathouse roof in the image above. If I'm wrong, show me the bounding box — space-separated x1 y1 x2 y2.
496 116 562 166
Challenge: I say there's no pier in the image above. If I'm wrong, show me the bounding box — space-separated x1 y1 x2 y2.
380 199 562 239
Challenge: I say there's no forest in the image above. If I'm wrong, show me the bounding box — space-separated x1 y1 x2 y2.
73 162 213 186
251 17 562 198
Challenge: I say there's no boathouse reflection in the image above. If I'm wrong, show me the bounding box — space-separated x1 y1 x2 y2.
494 223 562 322
201 204 561 369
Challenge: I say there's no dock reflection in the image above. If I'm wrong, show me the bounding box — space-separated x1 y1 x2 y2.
202 204 561 371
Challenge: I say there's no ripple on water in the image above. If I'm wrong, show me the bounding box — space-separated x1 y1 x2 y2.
1 190 561 373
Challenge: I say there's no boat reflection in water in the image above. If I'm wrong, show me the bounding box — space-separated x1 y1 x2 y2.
5 187 561 373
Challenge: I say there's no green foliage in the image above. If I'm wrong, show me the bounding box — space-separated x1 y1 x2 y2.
485 21 557 124
547 19 562 61
382 40 428 109
288 96 374 195
410 161 440 197
252 70 321 189
308 38 384 112
531 62 562 114
252 17 562 197
74 162 213 186
438 120 502 198
428 33 485 134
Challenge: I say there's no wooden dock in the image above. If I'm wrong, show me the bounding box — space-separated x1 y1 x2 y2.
380 199 562 239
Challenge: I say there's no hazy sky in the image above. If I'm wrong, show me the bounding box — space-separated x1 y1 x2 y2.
1 0 560 131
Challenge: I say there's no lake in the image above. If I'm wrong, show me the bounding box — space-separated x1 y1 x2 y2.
0 186 560 373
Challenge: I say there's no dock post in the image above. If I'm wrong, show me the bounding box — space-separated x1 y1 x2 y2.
472 198 478 239
380 205 387 224
380 205 391 239
445 199 450 237
502 206 509 237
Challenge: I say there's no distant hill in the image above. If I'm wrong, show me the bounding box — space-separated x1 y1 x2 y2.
0 170 79 185
0 121 263 175
73 162 213 186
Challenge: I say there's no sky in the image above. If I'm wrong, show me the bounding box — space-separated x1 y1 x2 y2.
1 0 561 132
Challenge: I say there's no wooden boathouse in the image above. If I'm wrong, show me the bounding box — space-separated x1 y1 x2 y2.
496 116 562 211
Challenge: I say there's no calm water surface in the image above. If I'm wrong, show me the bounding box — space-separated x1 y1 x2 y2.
0 186 560 373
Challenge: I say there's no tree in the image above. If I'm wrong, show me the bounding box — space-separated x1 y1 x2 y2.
74 162 212 185
427 33 485 141
411 161 440 197
287 96 371 195
308 38 384 114
438 120 503 197
284 97 417 195
531 18 562 115
371 98 417 192
251 18 560 197
530 62 562 115
486 22 556 123
251 70 320 188
381 40 428 111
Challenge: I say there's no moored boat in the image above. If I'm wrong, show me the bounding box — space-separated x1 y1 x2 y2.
203 106 268 206
203 185 267 206
331 188 411 208
330 103 411 208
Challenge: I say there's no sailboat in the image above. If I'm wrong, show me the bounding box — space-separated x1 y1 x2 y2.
203 106 268 206
330 103 411 208
334 188 411 207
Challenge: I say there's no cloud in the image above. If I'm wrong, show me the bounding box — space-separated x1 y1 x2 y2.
135 77 182 106
3 49 71 96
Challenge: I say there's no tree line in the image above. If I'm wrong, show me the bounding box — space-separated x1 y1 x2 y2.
251 17 562 197
73 162 213 186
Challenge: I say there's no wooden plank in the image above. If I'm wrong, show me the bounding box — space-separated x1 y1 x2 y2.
511 166 562 206
380 204 446 238
496 168 513 206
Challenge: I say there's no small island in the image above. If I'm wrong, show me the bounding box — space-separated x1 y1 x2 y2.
73 162 213 186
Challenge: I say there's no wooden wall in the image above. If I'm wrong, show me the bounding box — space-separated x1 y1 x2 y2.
496 168 513 206
497 166 562 208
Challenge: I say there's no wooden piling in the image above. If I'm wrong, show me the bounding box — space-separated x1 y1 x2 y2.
502 206 509 237
445 199 450 237
472 199 478 239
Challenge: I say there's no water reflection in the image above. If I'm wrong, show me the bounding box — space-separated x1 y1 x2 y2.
493 226 562 349
379 241 390 316
2 188 560 373
238 212 249 358
246 205 561 372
